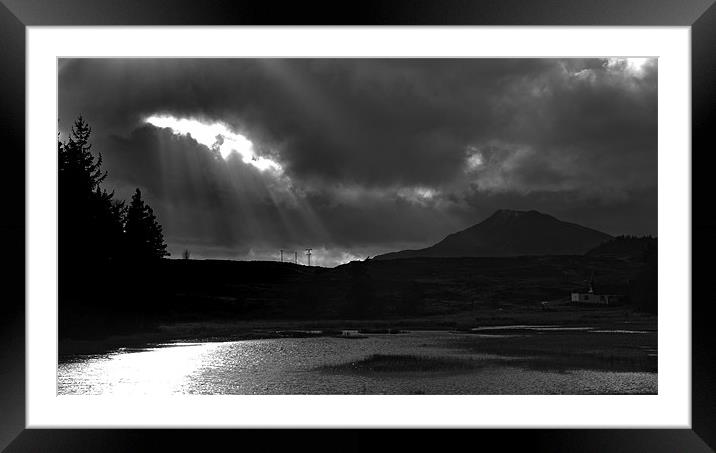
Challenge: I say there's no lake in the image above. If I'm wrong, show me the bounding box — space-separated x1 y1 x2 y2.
58 329 657 395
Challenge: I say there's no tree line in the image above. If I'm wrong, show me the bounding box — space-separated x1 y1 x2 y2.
59 116 168 267
59 117 169 338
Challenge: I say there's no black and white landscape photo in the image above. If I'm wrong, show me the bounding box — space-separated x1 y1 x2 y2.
57 58 657 395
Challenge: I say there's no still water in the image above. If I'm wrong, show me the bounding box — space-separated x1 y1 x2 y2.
58 330 656 395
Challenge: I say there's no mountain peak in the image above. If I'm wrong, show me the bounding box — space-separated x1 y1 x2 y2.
375 209 612 260
483 209 555 227
492 209 546 218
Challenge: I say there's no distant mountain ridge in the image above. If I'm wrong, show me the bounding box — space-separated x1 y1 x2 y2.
586 235 657 261
374 209 612 260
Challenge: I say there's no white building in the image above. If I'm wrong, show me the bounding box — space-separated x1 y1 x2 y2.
570 292 622 305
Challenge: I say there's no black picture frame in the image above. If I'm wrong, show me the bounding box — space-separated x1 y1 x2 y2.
1 1 713 451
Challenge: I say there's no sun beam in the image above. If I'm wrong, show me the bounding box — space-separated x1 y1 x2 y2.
145 114 282 172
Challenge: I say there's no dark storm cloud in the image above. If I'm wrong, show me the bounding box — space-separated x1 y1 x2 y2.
59 58 657 264
59 59 554 187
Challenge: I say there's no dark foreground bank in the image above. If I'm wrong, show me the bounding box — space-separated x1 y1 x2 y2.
60 253 656 347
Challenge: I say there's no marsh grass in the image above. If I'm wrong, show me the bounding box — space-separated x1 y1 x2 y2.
509 352 656 373
447 330 657 372
322 354 482 374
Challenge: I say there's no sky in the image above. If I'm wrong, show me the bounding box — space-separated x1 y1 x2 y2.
58 58 657 266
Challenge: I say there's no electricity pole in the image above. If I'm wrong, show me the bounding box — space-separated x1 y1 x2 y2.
294 251 298 264
305 248 312 266
280 249 284 262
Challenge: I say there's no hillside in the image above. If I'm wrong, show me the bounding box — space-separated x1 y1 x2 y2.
60 252 651 342
148 255 641 320
586 235 657 261
374 209 612 260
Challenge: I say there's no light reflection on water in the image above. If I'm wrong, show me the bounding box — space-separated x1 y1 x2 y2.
58 331 657 395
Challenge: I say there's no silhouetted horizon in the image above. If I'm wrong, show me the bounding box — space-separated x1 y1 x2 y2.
166 208 657 267
59 58 657 266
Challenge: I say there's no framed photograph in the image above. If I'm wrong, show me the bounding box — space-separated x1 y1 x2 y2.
2 0 713 451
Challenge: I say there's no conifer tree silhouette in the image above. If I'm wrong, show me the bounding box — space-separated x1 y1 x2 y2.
59 116 124 266
59 116 171 339
125 188 169 261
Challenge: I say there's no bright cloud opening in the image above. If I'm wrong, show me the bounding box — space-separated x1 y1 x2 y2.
605 58 653 78
145 114 282 172
397 186 439 205
466 152 484 171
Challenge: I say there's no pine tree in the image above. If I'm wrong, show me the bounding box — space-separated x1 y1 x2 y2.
59 117 170 339
59 116 124 266
125 188 169 261
59 117 105 195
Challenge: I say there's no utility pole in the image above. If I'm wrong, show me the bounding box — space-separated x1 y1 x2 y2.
294 251 298 264
280 249 284 262
305 248 312 266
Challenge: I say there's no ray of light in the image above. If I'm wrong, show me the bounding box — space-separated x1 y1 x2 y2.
143 110 338 265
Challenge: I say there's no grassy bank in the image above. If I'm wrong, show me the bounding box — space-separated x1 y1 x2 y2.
59 302 656 366
61 254 650 341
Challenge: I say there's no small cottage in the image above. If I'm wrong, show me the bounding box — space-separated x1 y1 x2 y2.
570 292 622 305
571 274 623 305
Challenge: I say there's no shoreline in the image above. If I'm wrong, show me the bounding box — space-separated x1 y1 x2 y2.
59 307 657 363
